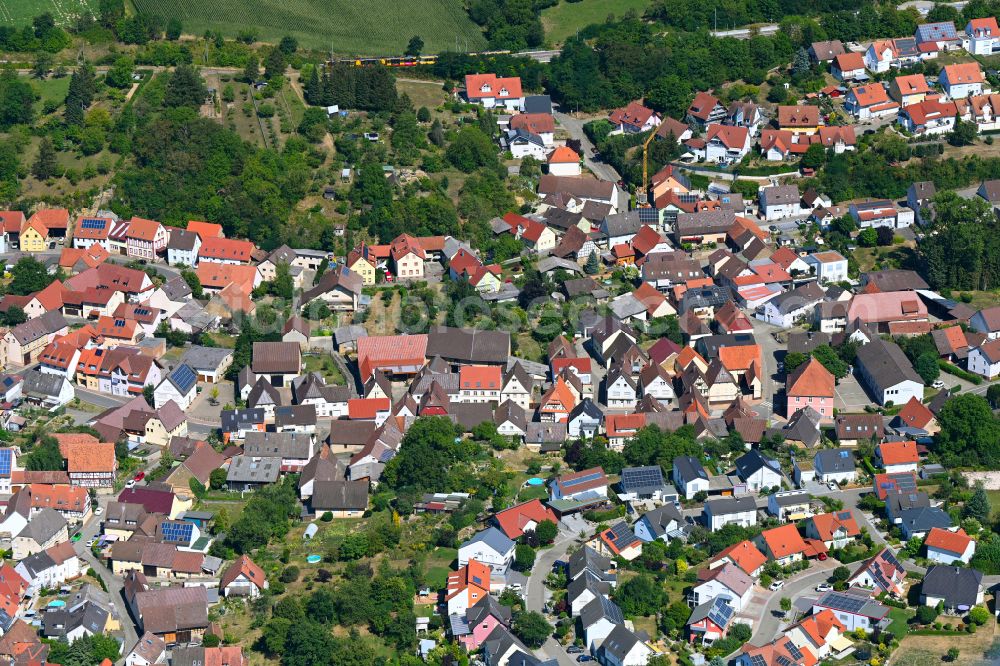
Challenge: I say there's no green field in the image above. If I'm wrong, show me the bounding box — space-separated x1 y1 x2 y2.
128 0 487 52
541 0 652 45
0 0 95 26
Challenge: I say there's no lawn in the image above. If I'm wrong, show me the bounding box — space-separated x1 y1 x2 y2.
129 0 487 52
29 76 71 115
423 547 458 588
541 0 652 46
396 79 449 111
887 607 914 638
302 353 346 385
987 490 1000 521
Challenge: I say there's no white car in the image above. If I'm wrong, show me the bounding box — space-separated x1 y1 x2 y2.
94 507 103 516
816 583 832 592
932 380 946 390
769 580 784 591
125 480 135 489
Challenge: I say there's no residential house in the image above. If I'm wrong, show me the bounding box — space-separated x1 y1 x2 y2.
673 455 710 500
968 338 1000 378
899 98 959 135
759 185 801 221
197 237 255 265
806 510 861 549
608 101 661 134
689 561 754 610
809 40 846 62
844 84 898 119
940 62 986 98
459 527 516 573
703 496 757 532
924 527 976 564
756 523 812 565
786 357 835 421
855 339 924 406
777 105 821 134
445 560 492 616
699 124 751 163
491 499 558 540
126 217 167 260
251 341 301 388
814 449 857 484
549 467 608 504
13 508 68 560
595 624 653 666
153 364 197 411
812 588 889 633
876 440 919 473
165 229 201 267
766 490 813 522
920 565 984 613
686 92 726 128
633 504 683 543
965 16 1000 55
890 73 933 105
220 555 268 598
464 74 524 111
686 596 735 646
848 548 906 597
802 251 848 283
580 596 625 651
832 52 867 81
735 448 784 492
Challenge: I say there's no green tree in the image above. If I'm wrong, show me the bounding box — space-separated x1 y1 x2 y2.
831 565 850 582
858 227 878 247
446 127 498 172
164 64 208 109
279 35 298 54
964 483 991 523
2 306 26 326
783 351 808 374
9 257 56 294
32 52 53 79
585 250 599 274
165 17 182 39
406 35 424 56
812 344 849 379
612 574 668 617
512 611 551 648
780 597 792 612
949 116 977 147
914 352 940 385
63 63 96 127
535 519 557 544
801 143 826 170
514 544 536 571
243 55 259 83
988 384 1000 408
209 467 227 490
24 436 63 471
32 137 58 180
968 606 990 625
264 48 286 80
0 69 34 129
936 394 1000 466
142 384 155 407
180 269 204 298
105 56 134 89
429 119 444 146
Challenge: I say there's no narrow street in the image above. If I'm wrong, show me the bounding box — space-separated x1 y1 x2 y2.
552 111 621 184
525 526 586 666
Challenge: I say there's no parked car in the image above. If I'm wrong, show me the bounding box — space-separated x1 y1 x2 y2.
769 580 784 591
818 552 828 561
70 532 82 542
126 480 135 489
576 656 593 663
94 507 103 516
566 647 584 654
816 583 832 592
134 471 145 482
932 380 946 390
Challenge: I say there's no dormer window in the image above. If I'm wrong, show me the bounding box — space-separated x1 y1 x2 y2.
480 84 491 93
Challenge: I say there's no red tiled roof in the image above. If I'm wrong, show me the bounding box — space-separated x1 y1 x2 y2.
787 357 835 398
924 527 972 555
199 237 255 262
465 73 522 100
714 540 767 575
493 499 558 539
347 398 390 419
761 523 810 559
878 440 919 465
809 511 860 541
127 217 162 242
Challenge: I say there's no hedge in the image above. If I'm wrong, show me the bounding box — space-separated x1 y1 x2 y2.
937 359 982 385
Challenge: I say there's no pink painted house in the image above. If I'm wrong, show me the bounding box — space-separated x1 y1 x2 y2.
453 595 511 651
786 357 835 422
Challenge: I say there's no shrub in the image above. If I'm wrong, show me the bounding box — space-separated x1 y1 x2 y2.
321 511 333 522
280 565 300 583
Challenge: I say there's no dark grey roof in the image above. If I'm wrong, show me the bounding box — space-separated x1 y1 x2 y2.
18 508 66 543
569 398 603 423
244 431 313 459
567 570 611 606
705 496 757 516
526 422 566 445
898 506 952 533
461 526 515 555
17 550 56 578
856 338 923 389
638 505 683 537
22 370 66 398
619 466 666 494
220 407 265 431
674 455 708 482
815 449 856 474
160 275 193 301
179 346 233 373
783 407 822 446
333 324 368 346
921 565 983 608
602 211 642 238
494 400 527 432
226 456 280 483
675 210 736 239
523 95 552 114
568 545 612 580
273 404 317 428
426 326 510 365
679 284 730 314
468 594 512 627
167 228 199 251
311 479 368 511
862 269 929 292
247 377 282 409
768 281 825 315
735 449 782 479
596 624 645 662
579 594 624 628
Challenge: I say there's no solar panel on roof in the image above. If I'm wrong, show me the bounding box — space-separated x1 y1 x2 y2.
638 208 659 223
750 655 767 666
161 521 193 544
708 598 734 628
837 511 852 520
171 365 197 391
80 219 106 229
785 641 803 660
0 449 11 477
563 471 603 488
776 656 793 666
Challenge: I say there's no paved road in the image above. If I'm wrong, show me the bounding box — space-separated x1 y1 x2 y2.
745 558 840 647
750 317 782 418
709 24 779 39
525 526 586 666
552 111 621 183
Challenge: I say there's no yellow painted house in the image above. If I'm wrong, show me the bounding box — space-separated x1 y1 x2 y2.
19 220 48 253
347 243 379 285
469 264 503 293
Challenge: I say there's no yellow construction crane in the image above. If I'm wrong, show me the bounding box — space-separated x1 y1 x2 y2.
638 130 657 207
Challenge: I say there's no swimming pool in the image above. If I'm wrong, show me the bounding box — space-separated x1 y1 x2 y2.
47 600 66 608
306 555 322 564
526 477 544 486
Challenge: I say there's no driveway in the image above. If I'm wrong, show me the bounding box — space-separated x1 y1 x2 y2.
834 374 873 412
745 559 840 646
552 111 621 183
